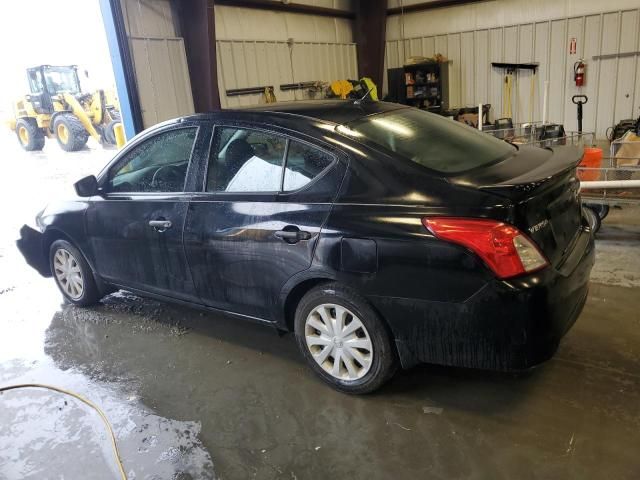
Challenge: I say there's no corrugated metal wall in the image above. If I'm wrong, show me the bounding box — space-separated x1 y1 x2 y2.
129 37 194 127
214 5 357 108
385 1 640 138
120 0 194 127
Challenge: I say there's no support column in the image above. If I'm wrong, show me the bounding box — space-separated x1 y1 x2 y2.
355 0 387 91
174 0 221 112
99 0 144 138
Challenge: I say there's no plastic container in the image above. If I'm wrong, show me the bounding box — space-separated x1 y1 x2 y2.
578 147 603 181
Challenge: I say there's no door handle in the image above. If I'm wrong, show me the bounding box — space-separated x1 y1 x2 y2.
149 219 172 231
275 228 312 243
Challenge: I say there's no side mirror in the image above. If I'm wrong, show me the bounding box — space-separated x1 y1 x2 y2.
74 175 99 197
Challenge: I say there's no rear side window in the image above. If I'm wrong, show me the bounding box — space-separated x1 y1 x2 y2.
207 127 286 192
345 108 515 174
207 127 334 193
283 141 333 191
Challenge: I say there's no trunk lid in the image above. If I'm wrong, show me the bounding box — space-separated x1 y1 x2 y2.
451 145 584 267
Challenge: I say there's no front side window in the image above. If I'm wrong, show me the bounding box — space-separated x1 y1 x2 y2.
345 108 516 174
108 127 197 193
43 67 81 95
207 127 286 192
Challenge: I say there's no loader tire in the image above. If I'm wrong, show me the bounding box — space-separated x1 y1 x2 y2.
103 120 120 145
15 118 45 151
54 113 89 152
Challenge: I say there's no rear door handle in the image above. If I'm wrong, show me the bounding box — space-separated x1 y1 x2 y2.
149 219 172 231
275 229 312 242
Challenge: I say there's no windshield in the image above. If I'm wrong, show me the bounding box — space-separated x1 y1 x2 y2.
344 108 515 174
43 67 80 95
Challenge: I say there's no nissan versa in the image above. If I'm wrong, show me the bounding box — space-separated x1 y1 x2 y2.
17 100 595 393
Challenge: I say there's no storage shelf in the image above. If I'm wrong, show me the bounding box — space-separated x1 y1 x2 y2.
491 62 539 72
390 60 449 112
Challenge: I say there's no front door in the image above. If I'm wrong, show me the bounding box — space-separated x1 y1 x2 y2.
184 124 344 320
87 124 206 302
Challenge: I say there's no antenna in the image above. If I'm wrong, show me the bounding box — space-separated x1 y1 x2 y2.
354 87 373 105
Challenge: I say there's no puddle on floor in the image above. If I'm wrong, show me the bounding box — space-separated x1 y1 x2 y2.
0 278 215 480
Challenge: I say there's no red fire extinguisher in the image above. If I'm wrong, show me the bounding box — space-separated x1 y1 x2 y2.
574 60 585 87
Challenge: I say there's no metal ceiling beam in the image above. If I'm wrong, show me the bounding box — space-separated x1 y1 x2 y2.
387 0 488 16
215 0 355 19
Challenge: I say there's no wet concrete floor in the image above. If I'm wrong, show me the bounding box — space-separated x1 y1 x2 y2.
0 131 639 479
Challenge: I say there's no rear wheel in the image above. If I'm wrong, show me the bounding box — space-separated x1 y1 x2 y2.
294 283 398 394
587 203 610 221
49 240 99 306
584 206 602 233
15 118 45 151
54 113 89 152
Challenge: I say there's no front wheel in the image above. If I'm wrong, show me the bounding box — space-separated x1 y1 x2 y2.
294 283 398 394
49 240 100 306
54 114 89 152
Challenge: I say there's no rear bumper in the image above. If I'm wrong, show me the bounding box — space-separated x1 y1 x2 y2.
371 225 596 371
16 225 51 277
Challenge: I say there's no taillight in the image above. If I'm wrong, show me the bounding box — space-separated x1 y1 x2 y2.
422 217 548 279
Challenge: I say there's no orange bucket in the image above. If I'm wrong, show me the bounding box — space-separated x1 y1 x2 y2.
578 147 603 181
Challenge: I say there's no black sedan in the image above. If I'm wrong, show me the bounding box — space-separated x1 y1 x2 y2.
17 100 595 393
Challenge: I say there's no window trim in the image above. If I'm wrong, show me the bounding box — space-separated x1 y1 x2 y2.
103 124 200 195
278 139 291 193
203 123 338 196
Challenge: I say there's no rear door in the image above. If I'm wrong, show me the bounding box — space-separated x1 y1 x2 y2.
184 123 345 320
87 122 210 302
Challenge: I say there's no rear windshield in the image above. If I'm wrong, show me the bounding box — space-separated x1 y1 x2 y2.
344 108 515 174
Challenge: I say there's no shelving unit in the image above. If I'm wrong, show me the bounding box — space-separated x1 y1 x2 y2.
403 61 449 112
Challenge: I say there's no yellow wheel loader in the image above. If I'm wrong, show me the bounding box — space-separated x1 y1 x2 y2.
9 65 121 152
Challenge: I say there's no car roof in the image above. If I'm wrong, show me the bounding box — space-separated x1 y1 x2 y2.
228 100 407 125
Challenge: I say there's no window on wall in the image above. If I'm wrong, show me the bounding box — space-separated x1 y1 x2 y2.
108 127 197 193
207 126 334 193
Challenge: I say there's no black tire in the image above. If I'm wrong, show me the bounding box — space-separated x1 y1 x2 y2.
15 118 45 151
585 206 602 233
587 203 610 220
103 120 120 145
294 283 398 394
49 240 100 306
53 113 89 152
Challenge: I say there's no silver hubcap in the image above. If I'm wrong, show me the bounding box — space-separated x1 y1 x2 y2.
53 248 84 300
304 303 373 381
